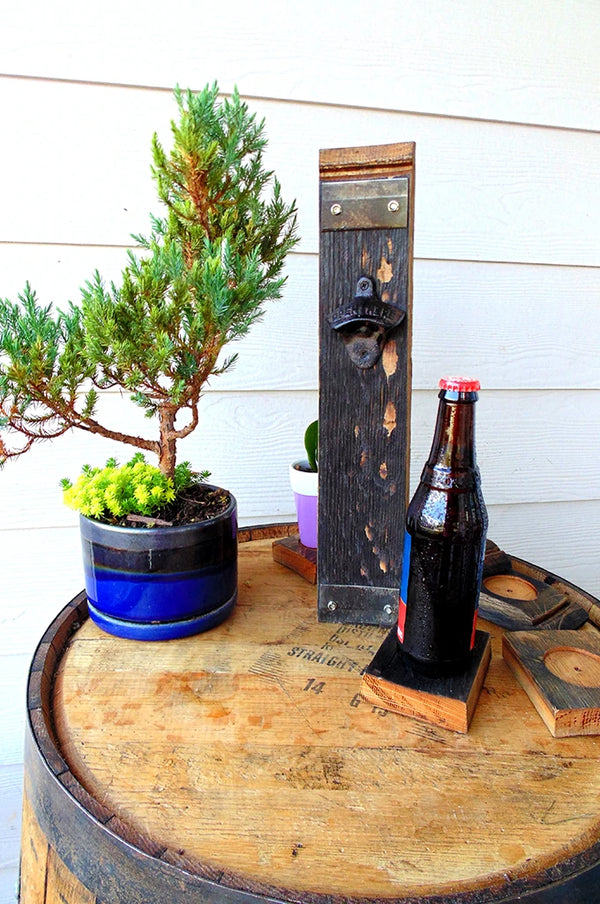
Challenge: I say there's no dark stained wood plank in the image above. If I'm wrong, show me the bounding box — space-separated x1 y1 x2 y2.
479 541 597 631
318 142 415 627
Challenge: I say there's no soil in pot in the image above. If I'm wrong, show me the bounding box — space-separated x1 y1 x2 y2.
108 483 232 529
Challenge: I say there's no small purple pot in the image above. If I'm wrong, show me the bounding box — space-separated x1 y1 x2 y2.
290 462 318 549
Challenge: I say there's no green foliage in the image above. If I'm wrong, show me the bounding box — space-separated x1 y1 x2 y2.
0 82 299 481
0 284 95 452
61 453 207 522
304 420 318 472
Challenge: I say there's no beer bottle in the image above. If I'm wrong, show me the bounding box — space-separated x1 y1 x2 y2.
398 377 488 676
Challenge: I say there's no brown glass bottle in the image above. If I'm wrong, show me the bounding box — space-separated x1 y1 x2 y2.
397 377 488 676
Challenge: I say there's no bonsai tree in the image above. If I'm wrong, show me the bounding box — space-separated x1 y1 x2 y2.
0 83 298 517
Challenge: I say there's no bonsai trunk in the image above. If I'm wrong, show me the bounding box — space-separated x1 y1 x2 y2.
158 407 178 479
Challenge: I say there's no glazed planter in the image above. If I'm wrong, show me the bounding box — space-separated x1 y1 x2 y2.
79 488 237 640
289 461 318 549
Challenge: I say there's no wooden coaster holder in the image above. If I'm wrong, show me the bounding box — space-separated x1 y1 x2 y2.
503 629 600 737
361 627 492 733
480 540 589 631
272 535 317 584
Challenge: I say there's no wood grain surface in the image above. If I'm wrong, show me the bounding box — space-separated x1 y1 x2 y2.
503 630 600 738
47 538 600 901
360 628 492 733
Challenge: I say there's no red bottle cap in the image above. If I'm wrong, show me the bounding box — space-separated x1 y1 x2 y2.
439 376 480 392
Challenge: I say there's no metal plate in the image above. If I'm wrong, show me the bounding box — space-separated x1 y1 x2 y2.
318 583 398 626
321 177 408 231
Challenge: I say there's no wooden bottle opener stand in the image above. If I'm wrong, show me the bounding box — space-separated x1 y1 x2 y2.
317 142 415 628
277 142 493 732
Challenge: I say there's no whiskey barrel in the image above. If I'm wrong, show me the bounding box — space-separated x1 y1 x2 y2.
20 528 600 904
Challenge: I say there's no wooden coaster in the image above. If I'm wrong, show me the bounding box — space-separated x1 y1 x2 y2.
272 535 317 583
480 540 589 631
479 572 574 629
502 630 600 737
360 628 492 733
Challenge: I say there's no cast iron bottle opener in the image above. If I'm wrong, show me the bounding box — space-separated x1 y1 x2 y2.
328 275 405 369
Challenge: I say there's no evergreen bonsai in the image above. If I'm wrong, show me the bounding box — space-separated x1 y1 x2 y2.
0 83 298 519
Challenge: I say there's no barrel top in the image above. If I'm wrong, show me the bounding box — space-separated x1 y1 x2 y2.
35 536 600 902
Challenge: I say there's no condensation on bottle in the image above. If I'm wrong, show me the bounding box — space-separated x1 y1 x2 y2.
397 377 488 676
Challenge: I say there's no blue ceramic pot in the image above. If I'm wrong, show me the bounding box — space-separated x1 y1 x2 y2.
79 488 237 640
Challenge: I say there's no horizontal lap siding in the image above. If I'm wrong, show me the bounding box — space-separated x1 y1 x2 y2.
0 387 597 524
1 248 598 391
0 764 23 880
1 4 599 898
1 0 598 130
488 500 600 597
2 78 599 265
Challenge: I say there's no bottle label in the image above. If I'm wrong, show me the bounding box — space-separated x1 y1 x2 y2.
469 543 486 649
470 609 478 650
397 531 411 643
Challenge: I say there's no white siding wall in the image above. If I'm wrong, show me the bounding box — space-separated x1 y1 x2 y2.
1 1 598 898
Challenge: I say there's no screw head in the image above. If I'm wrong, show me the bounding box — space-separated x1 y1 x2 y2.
387 199 400 213
383 604 393 616
330 203 343 216
327 600 337 612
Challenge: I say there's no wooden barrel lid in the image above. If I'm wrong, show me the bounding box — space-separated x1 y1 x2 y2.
23 527 600 903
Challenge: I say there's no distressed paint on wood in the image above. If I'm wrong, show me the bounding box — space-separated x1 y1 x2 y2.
318 143 414 626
